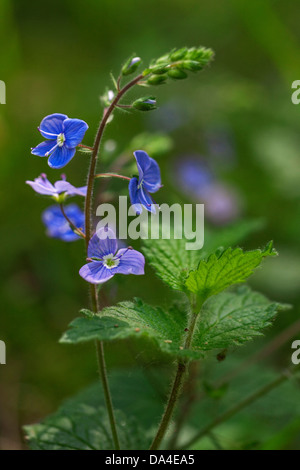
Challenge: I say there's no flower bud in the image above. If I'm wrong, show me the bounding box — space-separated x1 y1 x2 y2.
122 56 142 76
146 74 168 85
150 64 169 75
180 60 203 71
132 96 157 111
170 47 188 62
167 68 187 80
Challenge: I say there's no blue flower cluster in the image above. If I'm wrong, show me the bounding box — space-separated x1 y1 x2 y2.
27 113 164 283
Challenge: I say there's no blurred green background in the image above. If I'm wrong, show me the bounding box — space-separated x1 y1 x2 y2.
1 0 300 450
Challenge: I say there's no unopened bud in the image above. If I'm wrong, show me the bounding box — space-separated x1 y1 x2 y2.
180 60 203 71
150 64 169 75
170 47 188 62
167 68 187 80
146 74 168 85
122 56 142 76
132 96 157 111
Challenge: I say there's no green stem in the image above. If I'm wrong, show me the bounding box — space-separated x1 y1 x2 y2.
83 72 144 451
95 339 120 450
180 366 299 450
150 308 200 450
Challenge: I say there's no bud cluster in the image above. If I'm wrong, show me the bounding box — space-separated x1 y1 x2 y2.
143 46 214 85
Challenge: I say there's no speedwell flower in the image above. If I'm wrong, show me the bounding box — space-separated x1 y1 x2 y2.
26 174 87 199
128 150 161 215
42 204 84 242
31 113 88 169
79 227 145 284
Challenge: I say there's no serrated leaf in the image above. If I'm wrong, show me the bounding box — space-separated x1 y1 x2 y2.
60 299 200 359
142 219 264 291
186 242 276 300
24 394 148 450
191 286 289 351
61 285 286 360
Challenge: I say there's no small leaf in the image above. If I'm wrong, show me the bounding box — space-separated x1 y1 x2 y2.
186 242 276 301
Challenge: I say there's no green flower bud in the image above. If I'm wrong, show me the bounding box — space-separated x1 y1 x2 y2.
150 64 169 75
155 54 170 64
180 60 203 71
167 68 188 80
146 74 168 85
132 96 157 111
170 47 188 62
186 47 214 64
122 55 142 76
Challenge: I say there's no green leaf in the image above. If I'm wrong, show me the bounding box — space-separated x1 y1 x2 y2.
24 393 148 450
61 285 287 359
186 242 276 300
60 298 198 359
142 219 264 291
191 286 289 351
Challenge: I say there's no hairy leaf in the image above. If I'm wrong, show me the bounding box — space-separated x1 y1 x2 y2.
61 286 287 359
60 299 197 358
186 242 276 300
191 286 290 351
142 219 264 291
24 397 147 450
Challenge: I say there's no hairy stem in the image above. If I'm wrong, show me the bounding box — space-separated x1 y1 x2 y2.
180 365 300 449
168 362 199 449
95 339 120 450
150 309 200 450
84 73 144 451
84 72 143 247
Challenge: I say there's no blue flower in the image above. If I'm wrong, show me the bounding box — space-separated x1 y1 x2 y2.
174 156 212 198
79 227 145 284
128 150 161 215
31 113 88 169
42 204 84 241
26 173 87 199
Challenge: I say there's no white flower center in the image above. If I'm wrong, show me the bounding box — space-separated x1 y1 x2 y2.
57 133 65 147
102 254 120 269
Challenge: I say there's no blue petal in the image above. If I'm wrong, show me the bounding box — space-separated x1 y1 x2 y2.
88 227 118 259
39 114 68 139
63 118 89 148
128 177 143 215
138 186 156 213
31 140 57 157
134 150 161 192
47 146 76 169
114 248 145 275
42 204 83 242
79 261 114 284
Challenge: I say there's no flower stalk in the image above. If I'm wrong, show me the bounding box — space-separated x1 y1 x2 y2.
149 304 201 450
84 72 145 451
